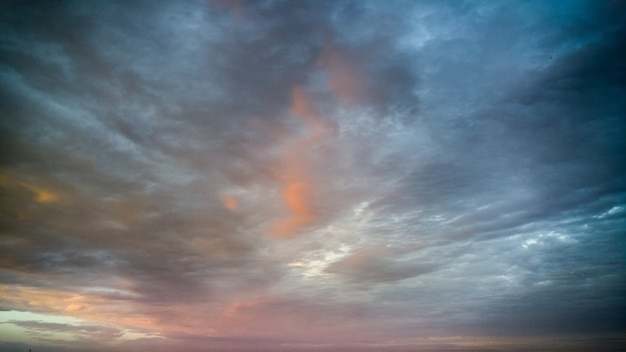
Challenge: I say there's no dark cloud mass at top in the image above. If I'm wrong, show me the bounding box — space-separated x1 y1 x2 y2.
0 1 624 351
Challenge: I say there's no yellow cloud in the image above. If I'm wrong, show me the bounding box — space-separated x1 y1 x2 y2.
0 173 60 203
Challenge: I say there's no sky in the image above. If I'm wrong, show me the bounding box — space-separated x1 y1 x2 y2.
0 0 625 351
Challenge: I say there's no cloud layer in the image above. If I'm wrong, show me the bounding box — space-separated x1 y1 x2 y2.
1 1 624 351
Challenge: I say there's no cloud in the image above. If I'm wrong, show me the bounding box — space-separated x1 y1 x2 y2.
269 86 338 239
0 0 624 351
317 44 363 107
8 320 124 341
220 193 239 211
326 247 439 284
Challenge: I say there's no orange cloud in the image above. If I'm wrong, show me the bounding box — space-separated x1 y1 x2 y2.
267 44 363 240
0 284 73 313
271 181 314 239
220 193 238 211
269 86 336 239
290 86 337 141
